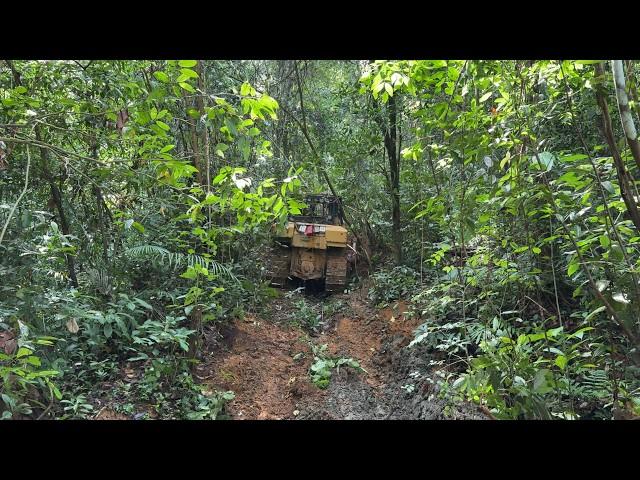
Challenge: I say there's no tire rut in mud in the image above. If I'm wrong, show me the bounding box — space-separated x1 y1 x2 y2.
293 291 489 420
296 332 488 420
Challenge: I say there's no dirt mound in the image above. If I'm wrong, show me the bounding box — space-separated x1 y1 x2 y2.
316 295 421 387
374 335 489 420
197 315 324 419
297 324 489 419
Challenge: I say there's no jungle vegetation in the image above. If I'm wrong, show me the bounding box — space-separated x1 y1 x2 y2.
1 59 639 420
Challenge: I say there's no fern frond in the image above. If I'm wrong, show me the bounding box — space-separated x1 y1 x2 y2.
86 267 112 295
125 245 171 258
125 244 237 281
582 370 610 396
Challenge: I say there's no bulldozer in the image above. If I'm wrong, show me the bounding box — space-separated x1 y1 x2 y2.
267 194 352 292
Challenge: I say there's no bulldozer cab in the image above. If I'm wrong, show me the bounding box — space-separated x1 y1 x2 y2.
289 194 344 226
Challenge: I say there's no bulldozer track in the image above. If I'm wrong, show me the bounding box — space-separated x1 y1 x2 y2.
266 244 291 287
325 247 347 292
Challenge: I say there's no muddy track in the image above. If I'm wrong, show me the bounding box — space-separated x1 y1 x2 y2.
197 286 490 420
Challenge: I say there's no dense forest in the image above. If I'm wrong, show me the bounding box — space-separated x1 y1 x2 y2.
1 59 639 420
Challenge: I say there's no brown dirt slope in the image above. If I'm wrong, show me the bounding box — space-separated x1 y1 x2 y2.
197 288 489 420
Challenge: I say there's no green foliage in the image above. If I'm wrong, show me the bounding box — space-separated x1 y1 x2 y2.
283 292 348 333
0 59 301 419
0 333 61 419
308 342 364 389
3 58 640 420
124 244 236 278
130 316 194 355
369 265 420 306
60 394 95 419
448 323 607 419
286 295 322 332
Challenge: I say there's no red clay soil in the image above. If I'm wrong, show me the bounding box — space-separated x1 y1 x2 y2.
379 299 421 338
197 293 423 420
197 316 324 420
317 298 420 389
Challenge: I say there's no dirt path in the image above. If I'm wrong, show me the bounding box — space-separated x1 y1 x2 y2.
195 315 322 419
196 286 490 420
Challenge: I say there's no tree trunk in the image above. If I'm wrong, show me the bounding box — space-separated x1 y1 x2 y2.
187 63 204 185
384 94 402 265
37 128 79 288
611 60 640 172
594 63 640 234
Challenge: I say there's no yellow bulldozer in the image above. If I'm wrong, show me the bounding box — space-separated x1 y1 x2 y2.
267 194 352 292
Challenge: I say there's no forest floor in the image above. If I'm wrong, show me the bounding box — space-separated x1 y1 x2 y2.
91 280 490 420
192 281 490 420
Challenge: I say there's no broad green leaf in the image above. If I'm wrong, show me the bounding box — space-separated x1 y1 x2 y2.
536 152 554 171
132 222 145 233
153 71 169 83
51 384 62 400
26 356 41 366
567 261 579 277
179 68 198 79
16 347 32 358
584 305 606 322
179 82 196 93
384 83 394 97
479 92 492 103
533 369 553 394
156 120 170 131
601 181 615 194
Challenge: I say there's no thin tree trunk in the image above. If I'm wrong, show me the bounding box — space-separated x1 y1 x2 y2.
594 63 640 234
185 61 209 362
384 94 402 265
37 128 79 288
611 60 640 172
187 67 204 185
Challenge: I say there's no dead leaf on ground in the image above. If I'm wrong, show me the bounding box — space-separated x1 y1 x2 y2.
66 318 80 334
116 109 129 134
0 331 17 355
